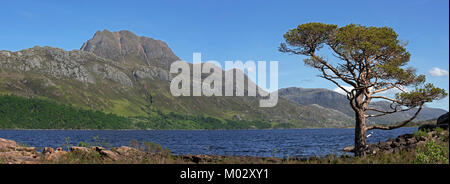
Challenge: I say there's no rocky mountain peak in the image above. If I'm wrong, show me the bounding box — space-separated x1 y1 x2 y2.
80 29 179 69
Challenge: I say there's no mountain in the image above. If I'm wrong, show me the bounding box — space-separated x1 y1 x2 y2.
0 30 354 129
278 87 448 125
80 30 179 69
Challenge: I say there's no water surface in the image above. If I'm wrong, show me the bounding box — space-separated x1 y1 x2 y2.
0 127 417 158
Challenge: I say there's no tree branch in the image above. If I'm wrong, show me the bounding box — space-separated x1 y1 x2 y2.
366 104 423 130
365 106 415 118
311 54 357 87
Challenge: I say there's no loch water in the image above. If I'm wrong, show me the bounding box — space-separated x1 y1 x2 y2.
0 127 417 158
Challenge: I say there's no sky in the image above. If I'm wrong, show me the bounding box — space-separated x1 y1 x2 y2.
0 0 448 110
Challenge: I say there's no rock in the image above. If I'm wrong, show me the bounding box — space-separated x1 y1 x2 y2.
56 147 64 152
70 146 91 154
437 112 449 129
366 144 380 154
92 64 133 87
98 150 119 161
81 30 180 70
112 146 138 156
46 151 68 161
399 134 414 139
407 138 417 145
343 146 354 152
0 138 19 151
15 147 36 152
391 142 401 148
93 146 105 151
233 115 242 121
385 141 393 146
43 147 54 154
395 137 405 143
378 142 388 150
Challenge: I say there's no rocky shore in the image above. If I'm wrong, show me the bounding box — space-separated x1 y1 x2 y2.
0 137 284 164
343 130 446 155
344 112 449 155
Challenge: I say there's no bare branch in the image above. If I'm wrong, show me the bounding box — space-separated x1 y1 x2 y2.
311 54 357 87
366 104 423 130
370 96 403 104
365 106 415 118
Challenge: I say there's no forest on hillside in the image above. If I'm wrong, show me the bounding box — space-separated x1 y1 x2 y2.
0 95 271 130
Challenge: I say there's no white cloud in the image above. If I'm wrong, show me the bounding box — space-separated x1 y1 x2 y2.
429 67 449 77
333 86 353 95
333 85 410 96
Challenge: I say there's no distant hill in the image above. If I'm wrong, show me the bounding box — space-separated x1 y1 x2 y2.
278 87 448 125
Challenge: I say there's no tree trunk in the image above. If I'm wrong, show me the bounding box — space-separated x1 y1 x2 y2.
353 90 367 157
354 110 367 156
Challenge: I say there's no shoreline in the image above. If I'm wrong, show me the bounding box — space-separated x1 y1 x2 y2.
1 128 448 164
0 127 418 131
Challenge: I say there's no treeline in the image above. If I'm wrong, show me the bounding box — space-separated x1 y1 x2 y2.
0 95 272 130
0 95 133 129
134 111 272 130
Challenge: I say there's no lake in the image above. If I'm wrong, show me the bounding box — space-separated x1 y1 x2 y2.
0 127 417 158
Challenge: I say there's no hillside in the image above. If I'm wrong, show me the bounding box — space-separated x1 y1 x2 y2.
0 95 275 129
278 87 448 125
0 30 354 129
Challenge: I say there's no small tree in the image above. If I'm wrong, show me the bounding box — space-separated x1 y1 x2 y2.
279 23 447 156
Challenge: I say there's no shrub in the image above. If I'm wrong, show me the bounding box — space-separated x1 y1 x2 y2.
413 130 428 139
414 141 449 164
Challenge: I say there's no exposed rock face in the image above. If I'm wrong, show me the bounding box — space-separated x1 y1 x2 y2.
92 63 133 87
81 30 180 69
0 47 96 84
132 66 171 81
437 112 449 129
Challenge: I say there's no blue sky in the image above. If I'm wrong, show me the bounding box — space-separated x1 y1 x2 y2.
1 0 448 110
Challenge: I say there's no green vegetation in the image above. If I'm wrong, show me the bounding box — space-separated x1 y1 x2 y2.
414 141 449 164
0 95 133 129
413 129 429 138
0 95 271 130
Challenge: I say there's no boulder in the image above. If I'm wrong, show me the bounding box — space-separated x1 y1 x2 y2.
343 146 354 152
112 146 138 156
366 144 380 154
0 138 18 151
437 112 449 129
406 138 417 145
70 146 91 154
391 142 401 148
46 151 68 161
98 150 119 161
15 147 36 152
43 147 54 154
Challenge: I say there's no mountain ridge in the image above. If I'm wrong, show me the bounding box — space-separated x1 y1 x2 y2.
278 87 448 125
